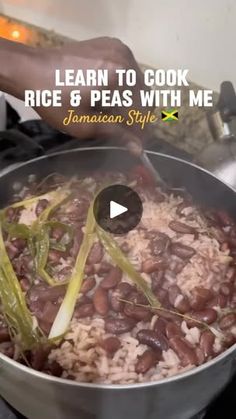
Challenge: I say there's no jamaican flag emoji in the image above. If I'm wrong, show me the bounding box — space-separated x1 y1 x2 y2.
161 109 178 121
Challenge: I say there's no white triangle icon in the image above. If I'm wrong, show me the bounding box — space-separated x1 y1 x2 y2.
110 200 128 219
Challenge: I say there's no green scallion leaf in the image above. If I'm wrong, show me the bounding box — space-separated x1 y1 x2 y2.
0 223 41 350
97 227 161 308
48 203 96 339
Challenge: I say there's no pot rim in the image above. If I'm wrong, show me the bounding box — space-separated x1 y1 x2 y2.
1 145 235 193
0 344 235 390
0 146 235 390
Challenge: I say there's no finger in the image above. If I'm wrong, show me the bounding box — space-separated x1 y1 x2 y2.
96 123 143 156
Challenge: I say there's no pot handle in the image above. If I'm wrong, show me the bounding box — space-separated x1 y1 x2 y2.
0 129 44 169
207 81 236 142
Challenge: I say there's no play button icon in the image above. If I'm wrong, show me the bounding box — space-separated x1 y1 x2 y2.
110 201 128 219
94 184 143 234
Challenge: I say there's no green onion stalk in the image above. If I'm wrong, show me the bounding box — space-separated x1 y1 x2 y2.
48 202 96 339
0 223 41 350
97 227 161 308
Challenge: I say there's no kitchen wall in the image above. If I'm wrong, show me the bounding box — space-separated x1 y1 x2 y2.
0 0 235 91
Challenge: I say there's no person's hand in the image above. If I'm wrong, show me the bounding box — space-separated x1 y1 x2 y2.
33 38 153 153
0 37 153 154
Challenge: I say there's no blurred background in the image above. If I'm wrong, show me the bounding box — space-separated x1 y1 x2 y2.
0 0 235 91
1 0 236 175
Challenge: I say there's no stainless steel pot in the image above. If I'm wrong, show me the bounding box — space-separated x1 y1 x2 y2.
0 147 235 419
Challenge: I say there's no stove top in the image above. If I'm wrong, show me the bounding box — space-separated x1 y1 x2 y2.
0 101 235 419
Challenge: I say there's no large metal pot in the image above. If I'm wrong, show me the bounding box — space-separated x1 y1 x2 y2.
0 147 235 419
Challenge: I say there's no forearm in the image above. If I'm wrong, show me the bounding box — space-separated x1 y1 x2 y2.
0 38 38 99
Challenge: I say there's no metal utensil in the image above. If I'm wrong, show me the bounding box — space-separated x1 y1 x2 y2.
140 150 168 187
127 140 167 187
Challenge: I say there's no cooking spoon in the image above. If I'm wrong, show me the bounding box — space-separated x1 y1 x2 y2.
127 140 168 188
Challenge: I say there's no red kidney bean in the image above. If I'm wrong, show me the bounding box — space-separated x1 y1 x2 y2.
48 249 66 264
153 317 168 335
200 330 215 358
12 238 26 250
41 301 59 324
87 242 103 264
6 243 20 260
156 306 181 322
30 347 50 371
151 270 165 291
195 347 205 365
110 282 133 312
93 287 109 316
13 255 33 276
176 200 192 216
12 257 23 276
142 257 166 274
130 166 156 187
153 189 165 202
69 229 83 258
5 207 15 222
100 267 122 289
51 226 65 241
81 277 96 294
150 233 170 256
57 266 72 281
74 303 94 318
20 277 31 292
98 262 113 275
100 336 121 355
169 221 196 235
137 329 169 351
220 242 229 252
65 199 89 222
171 243 195 259
230 292 236 307
0 328 10 343
28 284 66 303
135 350 159 374
190 287 214 310
191 308 217 325
209 293 227 309
29 299 45 317
210 227 226 244
121 242 130 253
124 290 152 321
227 267 236 283
216 210 234 226
154 288 169 306
84 264 94 275
124 298 151 322
36 199 48 216
219 313 236 330
105 317 136 334
168 285 181 306
168 285 190 314
169 337 198 366
0 342 14 358
229 229 236 249
165 322 183 339
171 259 187 274
45 360 63 377
76 295 91 307
223 333 236 347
